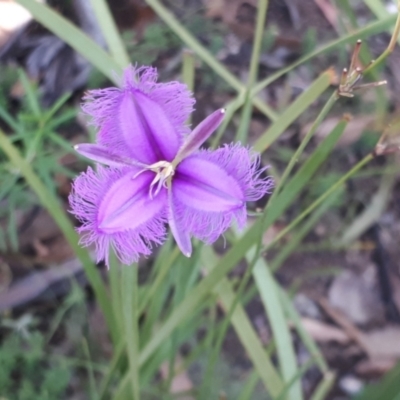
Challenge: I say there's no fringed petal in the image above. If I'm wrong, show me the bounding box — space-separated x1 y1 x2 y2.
174 155 244 212
82 66 195 163
69 166 168 266
171 144 273 243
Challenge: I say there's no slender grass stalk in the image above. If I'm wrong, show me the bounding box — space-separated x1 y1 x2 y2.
82 338 100 400
252 258 303 400
88 0 130 67
279 289 329 373
253 71 334 153
182 49 196 92
265 153 374 252
237 370 259 400
138 246 180 314
210 92 246 148
99 340 126 400
200 242 278 398
252 14 397 96
363 3 400 74
139 152 374 369
309 372 336 400
236 0 269 142
144 0 278 121
122 266 140 400
252 90 339 276
202 247 284 397
182 49 196 125
271 91 338 199
0 129 117 343
109 252 124 334
15 0 122 82
270 194 339 271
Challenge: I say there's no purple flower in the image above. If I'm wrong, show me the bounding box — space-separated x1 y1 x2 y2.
69 66 273 266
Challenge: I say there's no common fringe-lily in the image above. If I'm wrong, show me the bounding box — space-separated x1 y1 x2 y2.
69 66 273 266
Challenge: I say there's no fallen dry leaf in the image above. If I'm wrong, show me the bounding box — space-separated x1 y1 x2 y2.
362 326 400 360
301 115 376 148
313 0 338 30
160 357 194 400
355 358 397 377
300 317 349 344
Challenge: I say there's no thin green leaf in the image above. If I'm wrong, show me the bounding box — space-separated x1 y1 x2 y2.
279 289 329 373
0 129 117 344
309 372 336 400
18 69 41 118
145 0 278 121
253 71 333 152
252 14 397 96
202 247 284 398
355 362 400 400
236 0 269 142
88 0 130 67
252 257 302 400
15 0 122 83
121 265 140 400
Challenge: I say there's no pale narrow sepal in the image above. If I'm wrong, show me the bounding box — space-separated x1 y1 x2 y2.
168 183 192 257
173 108 225 165
74 143 147 169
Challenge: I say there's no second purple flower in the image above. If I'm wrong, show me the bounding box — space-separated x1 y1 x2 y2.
69 66 273 266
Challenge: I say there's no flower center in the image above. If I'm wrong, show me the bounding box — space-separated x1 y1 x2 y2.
133 160 175 199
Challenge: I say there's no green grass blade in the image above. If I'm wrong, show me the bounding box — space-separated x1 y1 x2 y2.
309 372 336 400
354 362 400 400
279 289 329 373
0 104 21 133
0 129 117 344
270 193 339 271
121 265 140 400
252 257 302 400
236 0 269 142
145 0 278 121
202 248 284 398
253 71 333 152
18 69 41 118
237 370 259 400
15 0 122 83
138 129 347 368
88 0 130 67
269 117 348 222
252 14 397 96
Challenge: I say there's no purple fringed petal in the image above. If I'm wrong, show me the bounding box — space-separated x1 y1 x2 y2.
69 166 168 266
174 155 244 211
171 144 273 243
82 66 195 163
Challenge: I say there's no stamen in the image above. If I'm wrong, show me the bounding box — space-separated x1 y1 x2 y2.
131 160 175 199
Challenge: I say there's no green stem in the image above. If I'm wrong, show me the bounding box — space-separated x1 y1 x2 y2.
88 0 131 67
251 14 396 97
182 49 196 126
144 0 278 122
363 6 400 74
0 129 117 343
273 91 338 200
236 0 269 142
253 90 338 269
122 265 140 400
265 153 374 251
